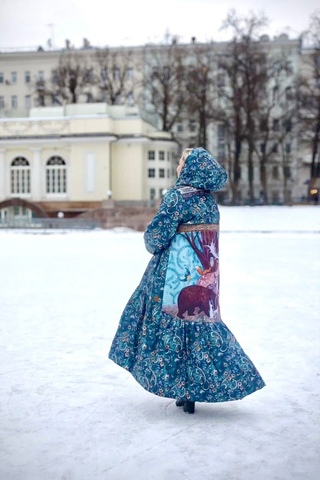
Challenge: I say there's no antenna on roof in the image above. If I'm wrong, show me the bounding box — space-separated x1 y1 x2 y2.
47 23 55 49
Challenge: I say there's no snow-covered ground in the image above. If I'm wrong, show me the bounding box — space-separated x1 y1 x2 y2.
0 206 319 480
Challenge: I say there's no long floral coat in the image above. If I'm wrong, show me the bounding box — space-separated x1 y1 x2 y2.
109 147 265 403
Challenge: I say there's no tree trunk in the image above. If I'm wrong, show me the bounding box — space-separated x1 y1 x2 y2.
247 147 255 205
260 160 269 204
310 102 320 178
231 138 242 204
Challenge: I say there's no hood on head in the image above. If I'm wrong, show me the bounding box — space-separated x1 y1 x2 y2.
175 147 228 191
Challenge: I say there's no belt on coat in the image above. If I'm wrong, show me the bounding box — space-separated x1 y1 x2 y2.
177 223 219 232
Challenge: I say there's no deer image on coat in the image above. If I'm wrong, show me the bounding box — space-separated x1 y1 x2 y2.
177 284 217 319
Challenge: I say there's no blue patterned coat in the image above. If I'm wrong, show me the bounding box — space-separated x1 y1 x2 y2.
109 147 265 402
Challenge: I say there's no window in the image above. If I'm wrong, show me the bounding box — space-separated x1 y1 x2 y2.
260 143 266 154
148 151 155 160
217 144 225 159
46 156 67 194
189 120 196 132
272 144 278 154
272 166 279 179
272 119 279 132
152 67 159 79
0 96 4 109
38 71 45 82
285 86 293 101
167 169 170 178
86 92 94 103
9 206 30 219
285 61 293 75
167 151 171 161
218 124 225 141
25 71 31 84
260 117 268 132
11 157 31 194
284 166 291 179
177 123 183 132
127 92 134 105
150 188 156 199
312 161 320 177
305 95 315 110
163 66 170 80
272 190 280 203
127 68 134 81
113 68 120 81
285 143 291 154
11 96 18 109
217 72 225 87
25 95 31 109
11 72 17 84
217 124 225 159
272 61 281 74
273 86 279 102
101 68 107 81
52 95 60 106
159 151 165 161
284 119 292 133
159 168 165 178
86 69 94 83
148 168 155 178
51 70 59 83
0 72 3 83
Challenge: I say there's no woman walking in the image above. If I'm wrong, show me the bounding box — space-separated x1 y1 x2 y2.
109 147 265 413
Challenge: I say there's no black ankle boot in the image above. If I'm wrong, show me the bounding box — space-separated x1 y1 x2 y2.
175 399 185 407
183 401 195 414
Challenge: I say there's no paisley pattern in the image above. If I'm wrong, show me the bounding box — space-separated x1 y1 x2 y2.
109 148 265 402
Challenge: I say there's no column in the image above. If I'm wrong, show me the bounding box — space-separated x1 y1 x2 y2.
31 147 42 200
0 149 6 200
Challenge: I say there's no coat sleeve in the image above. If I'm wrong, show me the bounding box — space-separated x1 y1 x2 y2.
144 189 184 255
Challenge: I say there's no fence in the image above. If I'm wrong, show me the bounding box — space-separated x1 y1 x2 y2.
0 217 102 230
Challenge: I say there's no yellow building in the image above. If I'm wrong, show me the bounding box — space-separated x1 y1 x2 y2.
0 103 178 221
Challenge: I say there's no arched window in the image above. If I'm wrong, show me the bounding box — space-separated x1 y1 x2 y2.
11 157 31 194
46 156 67 194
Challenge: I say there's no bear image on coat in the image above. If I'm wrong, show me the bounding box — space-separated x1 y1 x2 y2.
177 284 217 319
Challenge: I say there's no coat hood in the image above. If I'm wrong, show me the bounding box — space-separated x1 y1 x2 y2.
175 147 228 191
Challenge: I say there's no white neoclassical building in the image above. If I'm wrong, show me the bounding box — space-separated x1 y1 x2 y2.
0 103 179 221
0 35 318 205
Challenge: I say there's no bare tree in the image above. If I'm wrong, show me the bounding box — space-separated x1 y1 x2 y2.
255 53 298 204
218 9 269 204
35 51 96 105
184 43 219 149
142 41 187 131
298 11 320 201
95 47 139 105
214 58 246 204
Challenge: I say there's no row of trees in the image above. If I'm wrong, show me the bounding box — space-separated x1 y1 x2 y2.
35 9 320 204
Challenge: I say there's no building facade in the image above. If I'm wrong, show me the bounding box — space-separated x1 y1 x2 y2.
0 103 178 222
0 36 318 205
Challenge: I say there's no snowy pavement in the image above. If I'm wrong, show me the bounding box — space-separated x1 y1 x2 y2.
0 206 319 480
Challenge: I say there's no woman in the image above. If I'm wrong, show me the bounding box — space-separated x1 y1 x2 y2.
109 147 265 414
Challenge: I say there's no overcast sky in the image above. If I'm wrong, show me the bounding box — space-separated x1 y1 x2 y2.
0 0 319 51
